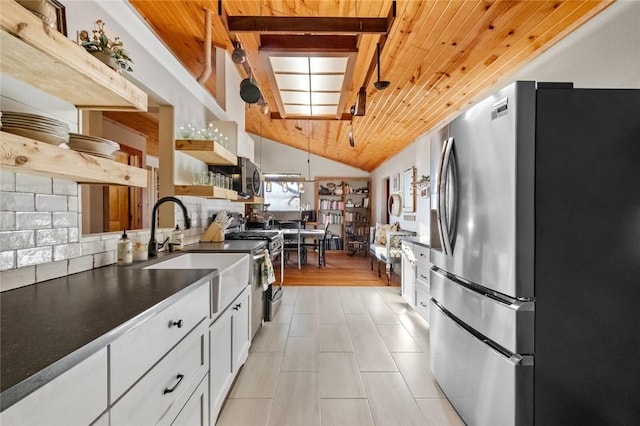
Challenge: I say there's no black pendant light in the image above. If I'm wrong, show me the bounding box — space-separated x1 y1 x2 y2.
373 43 390 90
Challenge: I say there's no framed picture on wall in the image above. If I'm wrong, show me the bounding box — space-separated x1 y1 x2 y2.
391 173 400 193
402 167 416 212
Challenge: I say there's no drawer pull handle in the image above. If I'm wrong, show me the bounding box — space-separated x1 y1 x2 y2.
172 319 184 328
420 253 425 257
164 374 184 395
233 303 242 311
420 274 427 279
421 302 427 307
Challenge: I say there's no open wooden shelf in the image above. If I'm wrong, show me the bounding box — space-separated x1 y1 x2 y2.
0 0 147 111
175 139 237 165
232 196 265 204
174 185 238 200
0 132 148 187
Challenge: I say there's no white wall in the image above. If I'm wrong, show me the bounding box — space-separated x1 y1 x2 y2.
370 0 640 240
255 134 370 209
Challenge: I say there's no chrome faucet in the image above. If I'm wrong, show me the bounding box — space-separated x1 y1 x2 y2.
148 196 192 258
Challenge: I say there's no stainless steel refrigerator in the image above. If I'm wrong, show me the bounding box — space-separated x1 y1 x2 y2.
429 81 640 425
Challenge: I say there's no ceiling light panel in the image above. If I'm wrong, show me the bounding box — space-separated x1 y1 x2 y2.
275 74 310 91
280 91 311 105
270 55 348 117
311 91 341 105
309 57 348 73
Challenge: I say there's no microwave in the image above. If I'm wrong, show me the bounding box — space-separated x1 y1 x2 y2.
209 157 263 198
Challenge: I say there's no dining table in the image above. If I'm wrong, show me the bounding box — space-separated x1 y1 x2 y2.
280 228 326 268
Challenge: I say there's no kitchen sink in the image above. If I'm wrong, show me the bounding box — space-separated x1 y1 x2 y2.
144 253 250 316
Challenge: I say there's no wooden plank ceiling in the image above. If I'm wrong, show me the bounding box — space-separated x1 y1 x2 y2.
130 0 612 172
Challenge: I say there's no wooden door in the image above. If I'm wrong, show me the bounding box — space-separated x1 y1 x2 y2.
105 146 143 232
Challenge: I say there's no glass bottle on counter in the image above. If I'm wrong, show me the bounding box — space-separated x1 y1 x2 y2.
171 225 184 251
117 229 133 265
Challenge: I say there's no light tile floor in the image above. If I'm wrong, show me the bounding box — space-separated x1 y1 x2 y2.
216 286 464 426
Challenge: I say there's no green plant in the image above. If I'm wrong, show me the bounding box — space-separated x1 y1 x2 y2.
79 20 133 72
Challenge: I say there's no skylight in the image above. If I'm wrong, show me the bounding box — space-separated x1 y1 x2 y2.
269 56 348 117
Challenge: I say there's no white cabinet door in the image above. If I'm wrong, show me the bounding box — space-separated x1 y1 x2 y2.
209 306 233 422
232 286 251 371
401 242 416 306
0 349 107 426
171 373 209 426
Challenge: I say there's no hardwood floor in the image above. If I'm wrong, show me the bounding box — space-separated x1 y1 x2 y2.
276 250 401 287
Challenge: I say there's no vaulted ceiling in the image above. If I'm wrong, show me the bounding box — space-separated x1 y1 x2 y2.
130 0 612 172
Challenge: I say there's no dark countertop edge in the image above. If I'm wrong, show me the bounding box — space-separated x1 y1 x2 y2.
402 236 431 248
0 272 214 412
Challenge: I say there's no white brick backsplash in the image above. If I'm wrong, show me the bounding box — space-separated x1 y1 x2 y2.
36 194 68 212
68 255 93 274
81 240 105 255
0 211 16 231
36 260 68 282
16 212 52 230
16 174 52 194
69 227 79 242
93 251 115 268
1 192 34 211
0 230 34 250
0 171 16 191
0 266 35 291
36 228 68 246
53 179 78 196
68 196 78 212
104 238 118 252
17 246 52 267
54 243 82 261
1 251 16 271
53 212 77 227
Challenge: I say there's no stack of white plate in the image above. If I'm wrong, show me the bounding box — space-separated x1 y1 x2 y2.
0 111 70 146
68 133 120 160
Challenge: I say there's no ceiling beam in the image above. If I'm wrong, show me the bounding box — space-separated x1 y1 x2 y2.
228 16 390 34
259 35 358 53
269 112 353 121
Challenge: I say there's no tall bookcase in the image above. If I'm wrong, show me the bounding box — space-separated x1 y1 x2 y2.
315 177 370 251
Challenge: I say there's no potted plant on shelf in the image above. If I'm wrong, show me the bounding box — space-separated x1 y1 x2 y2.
79 20 133 72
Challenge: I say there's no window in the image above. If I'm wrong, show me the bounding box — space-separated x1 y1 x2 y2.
264 174 304 211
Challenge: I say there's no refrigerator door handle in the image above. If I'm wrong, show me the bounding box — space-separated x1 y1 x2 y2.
438 136 458 254
436 137 450 254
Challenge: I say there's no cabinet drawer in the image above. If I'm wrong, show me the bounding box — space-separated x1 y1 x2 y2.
111 321 208 426
415 287 431 322
171 373 209 426
111 282 209 400
413 244 429 263
416 260 430 285
0 349 107 426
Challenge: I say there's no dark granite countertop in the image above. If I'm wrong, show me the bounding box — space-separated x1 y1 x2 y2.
0 252 222 411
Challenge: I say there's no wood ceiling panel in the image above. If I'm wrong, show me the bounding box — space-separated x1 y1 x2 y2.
132 0 613 172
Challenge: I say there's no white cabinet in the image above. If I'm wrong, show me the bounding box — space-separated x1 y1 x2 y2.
209 285 251 423
0 349 107 426
111 321 208 426
413 244 431 322
401 240 416 306
171 373 209 426
110 282 209 400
